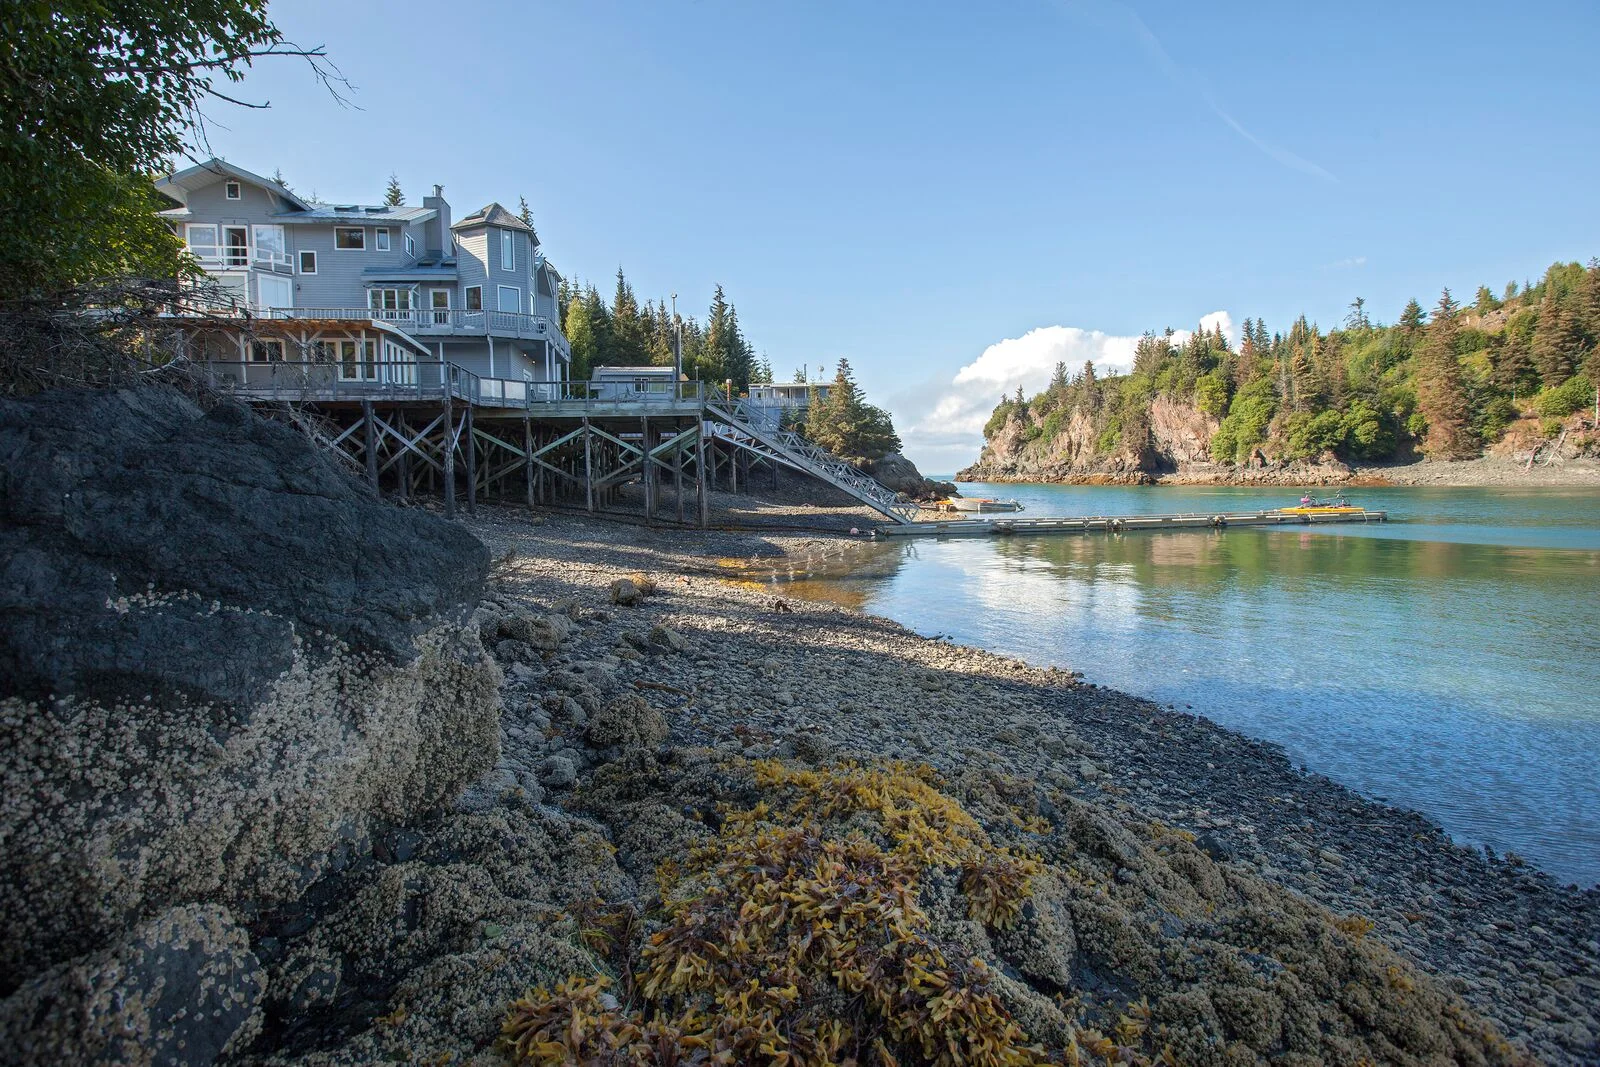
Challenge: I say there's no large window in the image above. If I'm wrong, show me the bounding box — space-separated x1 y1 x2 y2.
252 224 287 268
501 230 514 271
367 288 415 317
334 339 379 381
185 223 218 259
334 226 365 250
497 285 521 313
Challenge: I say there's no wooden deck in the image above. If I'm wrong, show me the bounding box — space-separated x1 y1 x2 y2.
874 509 1389 538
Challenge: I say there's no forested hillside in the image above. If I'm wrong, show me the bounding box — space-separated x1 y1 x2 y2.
559 270 774 389
964 259 1600 482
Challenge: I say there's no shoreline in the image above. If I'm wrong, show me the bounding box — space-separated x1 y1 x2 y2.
955 455 1600 489
463 503 1600 1063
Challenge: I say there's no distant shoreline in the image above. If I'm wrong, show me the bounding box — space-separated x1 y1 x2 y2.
949 455 1600 489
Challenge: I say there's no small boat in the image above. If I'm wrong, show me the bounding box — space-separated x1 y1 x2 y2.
946 496 1024 514
1278 492 1365 515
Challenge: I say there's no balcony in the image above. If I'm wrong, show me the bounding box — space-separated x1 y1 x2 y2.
185 242 293 273
262 307 571 360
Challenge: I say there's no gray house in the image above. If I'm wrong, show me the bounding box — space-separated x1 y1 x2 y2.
154 159 571 394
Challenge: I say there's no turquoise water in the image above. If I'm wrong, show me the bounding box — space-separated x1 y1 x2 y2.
785 484 1600 886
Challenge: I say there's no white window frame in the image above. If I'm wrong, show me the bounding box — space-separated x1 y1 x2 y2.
430 288 451 324
404 233 416 257
225 180 241 200
298 250 318 274
335 338 379 381
375 228 391 252
221 225 249 268
251 224 287 269
184 223 218 261
465 285 482 311
497 284 521 314
367 288 415 318
500 230 514 271
249 339 285 363
334 226 366 251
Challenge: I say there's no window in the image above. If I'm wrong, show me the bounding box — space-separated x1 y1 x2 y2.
252 224 286 268
335 338 378 381
404 233 416 257
501 230 514 271
298 250 317 274
334 226 365 250
465 285 482 311
497 285 520 313
185 223 218 259
249 339 285 363
367 288 414 315
225 181 241 200
375 228 390 252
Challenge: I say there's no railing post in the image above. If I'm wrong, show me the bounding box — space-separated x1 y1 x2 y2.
642 415 654 523
464 405 477 515
362 399 378 491
583 416 594 514
442 395 456 518
696 415 708 529
523 415 535 508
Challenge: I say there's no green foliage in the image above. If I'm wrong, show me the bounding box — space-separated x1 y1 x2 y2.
1194 369 1231 418
1210 377 1278 463
1283 409 1347 459
804 358 901 460
384 173 404 206
1 0 294 293
1340 398 1397 459
1533 375 1594 419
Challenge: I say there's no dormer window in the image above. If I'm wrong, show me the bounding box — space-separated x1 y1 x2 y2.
501 231 514 271
225 181 241 200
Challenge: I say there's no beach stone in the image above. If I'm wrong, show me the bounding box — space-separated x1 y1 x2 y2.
0 903 265 1066
649 623 690 653
587 694 670 750
540 755 578 788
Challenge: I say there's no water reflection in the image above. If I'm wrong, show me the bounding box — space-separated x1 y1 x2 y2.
767 487 1600 886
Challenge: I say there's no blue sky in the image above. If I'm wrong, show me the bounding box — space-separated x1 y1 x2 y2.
203 0 1600 471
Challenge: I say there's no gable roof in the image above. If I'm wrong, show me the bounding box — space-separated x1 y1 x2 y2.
452 202 539 243
155 158 312 211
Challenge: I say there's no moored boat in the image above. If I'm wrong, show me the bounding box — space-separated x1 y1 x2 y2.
944 496 1024 514
1278 492 1365 515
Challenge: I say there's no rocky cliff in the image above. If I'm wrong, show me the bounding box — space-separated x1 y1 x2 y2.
0 388 503 1062
958 395 1359 486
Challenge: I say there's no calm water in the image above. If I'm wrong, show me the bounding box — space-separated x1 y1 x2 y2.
780 484 1600 886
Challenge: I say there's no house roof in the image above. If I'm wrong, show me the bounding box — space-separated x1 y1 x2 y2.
275 205 435 225
155 158 312 211
452 202 539 243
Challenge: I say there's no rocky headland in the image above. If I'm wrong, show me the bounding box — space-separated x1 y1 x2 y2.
959 396 1600 488
1 389 1595 1065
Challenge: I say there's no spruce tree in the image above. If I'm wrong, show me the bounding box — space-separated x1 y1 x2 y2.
1049 361 1069 394
1531 293 1582 385
518 195 534 230
384 173 404 207
608 268 647 366
1398 298 1426 335
1414 289 1477 459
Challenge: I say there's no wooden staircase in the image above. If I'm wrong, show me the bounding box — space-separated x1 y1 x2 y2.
704 393 920 524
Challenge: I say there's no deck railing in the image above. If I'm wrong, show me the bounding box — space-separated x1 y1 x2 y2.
262 306 570 356
186 242 294 273
192 359 708 411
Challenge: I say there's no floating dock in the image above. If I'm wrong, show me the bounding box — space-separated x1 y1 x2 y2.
874 508 1388 538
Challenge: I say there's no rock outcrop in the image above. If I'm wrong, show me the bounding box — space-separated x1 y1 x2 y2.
863 451 958 500
958 397 1358 486
0 388 502 1059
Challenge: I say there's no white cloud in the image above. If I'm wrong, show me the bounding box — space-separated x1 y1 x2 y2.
1326 255 1368 270
896 312 1233 474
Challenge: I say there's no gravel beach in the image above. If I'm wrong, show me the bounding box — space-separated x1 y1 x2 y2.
462 502 1600 1064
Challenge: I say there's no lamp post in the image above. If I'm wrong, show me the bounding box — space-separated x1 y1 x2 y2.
670 291 682 396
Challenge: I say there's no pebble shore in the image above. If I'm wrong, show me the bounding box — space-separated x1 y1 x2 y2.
463 502 1600 1065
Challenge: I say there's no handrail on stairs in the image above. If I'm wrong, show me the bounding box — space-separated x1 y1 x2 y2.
703 392 918 524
